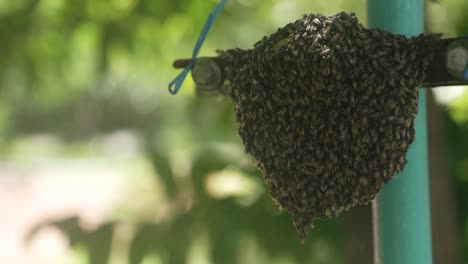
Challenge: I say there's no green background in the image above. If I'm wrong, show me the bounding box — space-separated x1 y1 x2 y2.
0 0 467 263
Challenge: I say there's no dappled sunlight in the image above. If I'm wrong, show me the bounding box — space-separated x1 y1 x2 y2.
432 85 468 105
205 169 263 205
448 89 468 124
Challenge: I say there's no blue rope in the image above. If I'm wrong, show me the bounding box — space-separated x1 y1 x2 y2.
168 0 228 95
464 62 468 81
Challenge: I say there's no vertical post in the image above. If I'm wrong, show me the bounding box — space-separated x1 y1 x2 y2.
367 1 433 264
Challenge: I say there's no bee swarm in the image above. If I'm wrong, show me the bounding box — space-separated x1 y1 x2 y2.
218 12 435 241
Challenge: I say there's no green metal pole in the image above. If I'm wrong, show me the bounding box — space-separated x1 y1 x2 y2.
367 1 433 264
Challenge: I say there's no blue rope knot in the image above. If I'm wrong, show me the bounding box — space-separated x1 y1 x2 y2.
168 0 228 95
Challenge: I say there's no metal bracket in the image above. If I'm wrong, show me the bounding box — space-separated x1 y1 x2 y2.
173 37 468 95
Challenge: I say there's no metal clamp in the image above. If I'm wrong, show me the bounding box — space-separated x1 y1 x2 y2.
173 57 228 96
424 37 468 87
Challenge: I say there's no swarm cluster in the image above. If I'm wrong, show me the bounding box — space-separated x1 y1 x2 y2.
218 12 435 241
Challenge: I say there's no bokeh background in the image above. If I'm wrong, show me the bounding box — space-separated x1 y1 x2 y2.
0 0 467 263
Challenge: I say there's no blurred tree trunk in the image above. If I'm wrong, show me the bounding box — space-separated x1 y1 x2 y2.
427 90 463 264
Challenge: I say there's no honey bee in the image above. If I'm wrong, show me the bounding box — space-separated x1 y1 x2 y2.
218 11 433 241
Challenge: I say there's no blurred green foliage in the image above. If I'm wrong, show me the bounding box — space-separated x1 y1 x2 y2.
1 0 468 263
